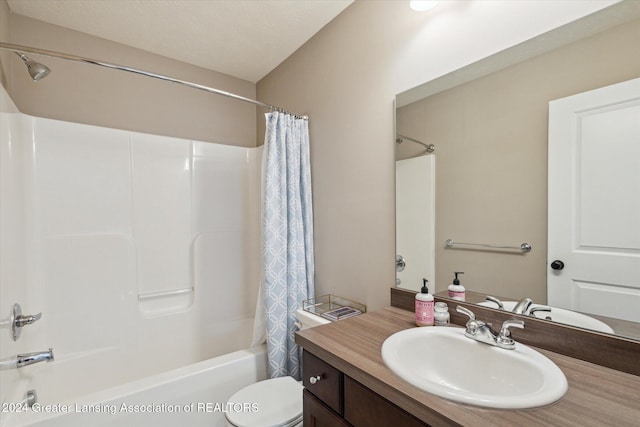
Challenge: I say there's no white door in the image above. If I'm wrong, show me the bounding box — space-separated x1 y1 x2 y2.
548 77 640 323
396 155 435 292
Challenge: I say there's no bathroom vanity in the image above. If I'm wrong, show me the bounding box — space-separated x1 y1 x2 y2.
296 306 640 426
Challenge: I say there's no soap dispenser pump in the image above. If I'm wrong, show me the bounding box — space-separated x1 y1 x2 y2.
415 278 434 326
448 272 465 301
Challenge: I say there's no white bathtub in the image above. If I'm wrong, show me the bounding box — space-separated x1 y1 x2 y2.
3 345 268 427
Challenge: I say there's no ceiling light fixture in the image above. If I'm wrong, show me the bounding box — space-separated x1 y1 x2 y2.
410 1 440 12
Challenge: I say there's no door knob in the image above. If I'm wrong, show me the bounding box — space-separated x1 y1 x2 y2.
550 260 565 270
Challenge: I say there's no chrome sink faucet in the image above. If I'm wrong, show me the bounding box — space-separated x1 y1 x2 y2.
511 297 533 314
456 306 524 350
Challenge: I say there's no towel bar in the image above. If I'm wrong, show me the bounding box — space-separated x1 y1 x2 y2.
445 239 532 253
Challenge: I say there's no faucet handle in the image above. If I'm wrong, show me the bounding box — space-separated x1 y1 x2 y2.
500 319 525 334
528 306 551 317
485 296 505 310
496 319 525 349
456 305 475 321
456 306 487 336
11 303 43 341
15 312 42 327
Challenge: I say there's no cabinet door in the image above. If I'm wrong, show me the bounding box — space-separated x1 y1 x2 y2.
303 350 343 414
344 377 429 427
303 390 352 427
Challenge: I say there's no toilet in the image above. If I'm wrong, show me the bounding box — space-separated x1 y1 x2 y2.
224 308 330 427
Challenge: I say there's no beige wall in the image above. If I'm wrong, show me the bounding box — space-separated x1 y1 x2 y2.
257 0 631 310
0 5 257 147
397 19 640 302
1 0 627 311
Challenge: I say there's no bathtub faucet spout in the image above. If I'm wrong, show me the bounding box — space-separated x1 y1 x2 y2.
17 348 54 368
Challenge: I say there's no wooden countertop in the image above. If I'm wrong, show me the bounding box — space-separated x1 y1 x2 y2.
295 306 640 427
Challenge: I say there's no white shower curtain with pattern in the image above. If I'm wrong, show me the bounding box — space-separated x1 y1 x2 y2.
262 111 314 379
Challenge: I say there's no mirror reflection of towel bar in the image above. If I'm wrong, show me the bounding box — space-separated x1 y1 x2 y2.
445 239 532 253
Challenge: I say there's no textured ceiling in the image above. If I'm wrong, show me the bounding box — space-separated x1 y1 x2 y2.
7 0 354 83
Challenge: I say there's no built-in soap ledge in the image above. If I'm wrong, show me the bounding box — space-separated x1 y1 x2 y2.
138 287 194 315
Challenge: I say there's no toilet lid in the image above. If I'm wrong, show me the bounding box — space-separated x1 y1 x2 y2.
225 376 303 427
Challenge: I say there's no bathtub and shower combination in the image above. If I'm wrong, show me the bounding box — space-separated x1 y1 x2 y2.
0 80 273 427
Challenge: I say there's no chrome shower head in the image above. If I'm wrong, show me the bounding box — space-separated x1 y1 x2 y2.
15 52 51 81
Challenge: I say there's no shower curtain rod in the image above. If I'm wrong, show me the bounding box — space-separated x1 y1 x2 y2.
0 42 308 120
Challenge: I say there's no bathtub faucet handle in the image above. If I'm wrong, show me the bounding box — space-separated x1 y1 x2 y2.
15 312 42 327
11 303 43 341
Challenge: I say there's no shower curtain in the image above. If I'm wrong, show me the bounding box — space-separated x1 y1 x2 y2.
262 111 314 379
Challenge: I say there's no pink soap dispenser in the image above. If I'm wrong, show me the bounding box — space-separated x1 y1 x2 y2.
415 279 434 326
447 272 466 301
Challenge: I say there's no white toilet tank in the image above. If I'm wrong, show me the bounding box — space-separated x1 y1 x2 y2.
295 307 331 329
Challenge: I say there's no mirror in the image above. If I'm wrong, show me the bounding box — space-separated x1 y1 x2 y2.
394 2 640 341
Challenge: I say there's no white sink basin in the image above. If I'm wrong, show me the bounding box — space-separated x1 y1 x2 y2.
477 301 614 334
381 327 567 409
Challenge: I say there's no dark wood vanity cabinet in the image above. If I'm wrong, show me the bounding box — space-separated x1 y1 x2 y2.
302 350 429 427
303 391 351 427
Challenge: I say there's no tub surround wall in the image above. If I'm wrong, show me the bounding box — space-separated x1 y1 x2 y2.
0 85 262 418
0 78 26 422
